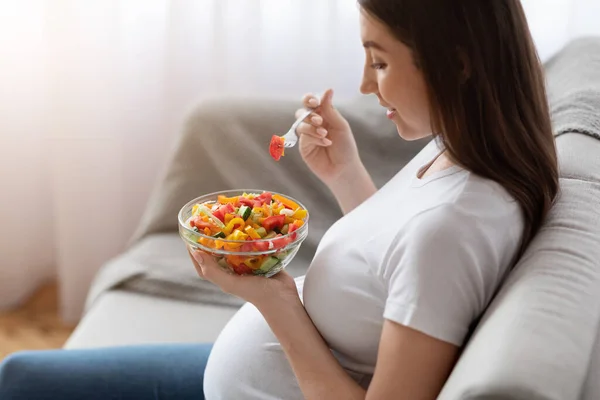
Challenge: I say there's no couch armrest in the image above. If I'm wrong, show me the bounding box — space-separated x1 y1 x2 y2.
439 178 600 400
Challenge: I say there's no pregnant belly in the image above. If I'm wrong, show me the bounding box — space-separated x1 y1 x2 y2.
203 303 304 400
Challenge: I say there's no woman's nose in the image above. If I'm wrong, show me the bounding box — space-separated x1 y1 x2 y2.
360 69 377 95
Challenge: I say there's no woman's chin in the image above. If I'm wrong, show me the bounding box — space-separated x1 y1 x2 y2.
395 125 429 141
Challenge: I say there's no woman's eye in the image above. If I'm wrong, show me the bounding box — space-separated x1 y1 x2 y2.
371 63 387 70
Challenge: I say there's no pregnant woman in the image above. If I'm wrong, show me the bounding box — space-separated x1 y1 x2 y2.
0 0 558 399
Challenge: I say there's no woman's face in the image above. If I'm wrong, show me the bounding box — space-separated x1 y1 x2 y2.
359 10 432 141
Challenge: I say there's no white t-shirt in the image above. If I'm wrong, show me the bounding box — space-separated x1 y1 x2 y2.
203 139 524 399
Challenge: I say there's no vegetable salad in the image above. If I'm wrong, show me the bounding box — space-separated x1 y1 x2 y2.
185 191 307 275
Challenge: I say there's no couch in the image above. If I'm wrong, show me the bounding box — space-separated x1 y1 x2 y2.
66 38 600 399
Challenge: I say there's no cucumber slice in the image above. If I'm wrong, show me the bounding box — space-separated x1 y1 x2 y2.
191 226 200 233
251 212 263 224
213 232 226 238
264 231 278 239
182 231 198 243
259 256 280 273
276 250 290 260
255 227 267 238
238 205 251 220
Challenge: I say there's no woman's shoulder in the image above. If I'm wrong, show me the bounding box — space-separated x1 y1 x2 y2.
452 172 522 222
404 173 524 252
380 184 523 279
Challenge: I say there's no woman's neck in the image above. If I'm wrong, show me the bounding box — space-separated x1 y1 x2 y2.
418 151 455 179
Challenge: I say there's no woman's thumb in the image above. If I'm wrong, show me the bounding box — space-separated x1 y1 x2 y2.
319 88 346 124
319 88 335 110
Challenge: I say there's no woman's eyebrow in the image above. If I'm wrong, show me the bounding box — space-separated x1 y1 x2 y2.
363 40 386 52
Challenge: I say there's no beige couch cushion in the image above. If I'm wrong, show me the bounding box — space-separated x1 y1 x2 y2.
67 290 237 349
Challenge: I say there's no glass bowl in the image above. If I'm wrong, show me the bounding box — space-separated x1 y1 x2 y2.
178 189 309 277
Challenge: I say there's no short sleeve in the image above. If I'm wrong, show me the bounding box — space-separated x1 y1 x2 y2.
382 204 502 346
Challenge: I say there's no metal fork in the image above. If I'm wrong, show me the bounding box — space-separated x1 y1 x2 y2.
282 109 314 148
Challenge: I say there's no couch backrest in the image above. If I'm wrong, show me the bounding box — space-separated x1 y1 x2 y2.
439 38 600 400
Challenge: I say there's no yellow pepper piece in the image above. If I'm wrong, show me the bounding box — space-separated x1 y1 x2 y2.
226 255 247 265
292 209 307 220
218 195 239 205
243 256 264 270
272 194 299 210
192 204 201 216
284 216 295 225
245 226 261 240
274 204 285 215
248 221 260 229
198 237 212 247
224 242 244 250
225 214 235 224
223 218 245 236
262 206 272 217
203 227 211 236
214 239 225 249
232 229 249 241
294 220 305 227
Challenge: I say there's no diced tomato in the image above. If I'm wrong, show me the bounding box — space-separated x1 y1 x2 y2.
272 234 292 250
269 135 285 161
256 192 272 205
220 203 235 215
232 263 254 275
288 223 299 240
190 217 213 230
240 243 254 252
253 200 263 208
212 209 225 222
263 215 285 232
253 241 270 252
238 197 254 207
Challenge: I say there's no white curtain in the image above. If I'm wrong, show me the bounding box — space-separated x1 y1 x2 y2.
521 0 600 62
0 0 598 322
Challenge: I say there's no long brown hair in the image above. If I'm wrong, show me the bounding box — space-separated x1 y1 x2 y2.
358 0 559 255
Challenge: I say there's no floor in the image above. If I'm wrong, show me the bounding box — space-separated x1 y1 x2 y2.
0 282 75 361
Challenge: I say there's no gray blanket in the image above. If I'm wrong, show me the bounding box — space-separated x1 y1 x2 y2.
85 37 600 311
546 38 600 141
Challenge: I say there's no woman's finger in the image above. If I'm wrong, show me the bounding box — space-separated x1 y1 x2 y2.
300 133 333 147
188 247 240 287
187 247 205 278
294 108 322 127
302 93 320 109
296 122 328 139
